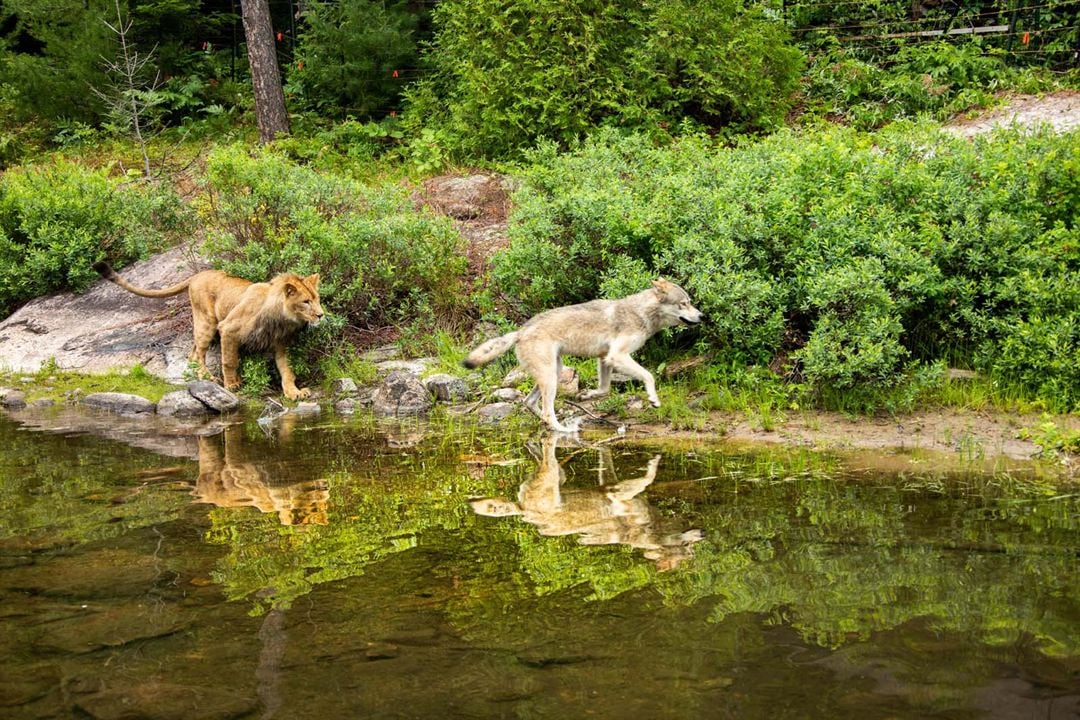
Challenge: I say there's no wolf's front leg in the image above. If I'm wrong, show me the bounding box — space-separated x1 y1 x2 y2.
610 354 659 407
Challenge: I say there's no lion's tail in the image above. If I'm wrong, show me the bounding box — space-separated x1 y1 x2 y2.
462 331 518 369
93 261 192 298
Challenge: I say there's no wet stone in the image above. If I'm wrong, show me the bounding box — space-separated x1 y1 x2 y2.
1 388 27 409
74 681 256 720
156 390 210 417
491 387 523 403
1 548 166 599
423 373 469 402
186 381 239 413
28 397 55 409
360 344 401 363
82 392 155 415
35 602 191 654
292 401 321 416
478 402 516 423
334 397 361 414
372 371 432 417
330 377 358 397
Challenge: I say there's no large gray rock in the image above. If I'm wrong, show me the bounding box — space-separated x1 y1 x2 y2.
187 381 240 413
423 373 469 402
372 371 432 417
330 377 358 398
491 387 523 403
0 247 209 381
1 387 27 409
82 392 155 415
156 389 210 417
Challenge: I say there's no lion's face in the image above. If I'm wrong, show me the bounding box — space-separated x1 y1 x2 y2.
282 274 325 327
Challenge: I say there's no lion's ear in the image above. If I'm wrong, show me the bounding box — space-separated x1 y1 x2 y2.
305 273 321 289
284 282 298 297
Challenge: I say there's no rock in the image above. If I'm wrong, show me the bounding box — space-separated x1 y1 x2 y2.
375 358 435 376
74 681 256 720
187 381 240 413
156 390 210 417
558 367 579 395
28 398 55 409
361 344 401 363
372 371 432 417
334 397 361 414
292 401 321 416
491 387 523 402
478 402 516 423
0 247 209 381
1 388 27 409
502 367 528 386
422 174 505 220
423 373 468 402
82 392 155 415
661 354 710 378
330 377 358 397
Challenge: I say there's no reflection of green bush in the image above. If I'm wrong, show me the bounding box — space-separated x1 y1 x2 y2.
492 125 1080 409
204 435 1080 656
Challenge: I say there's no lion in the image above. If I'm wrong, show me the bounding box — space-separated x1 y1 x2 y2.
93 262 324 400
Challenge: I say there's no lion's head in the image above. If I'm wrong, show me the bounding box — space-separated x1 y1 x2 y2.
280 273 325 328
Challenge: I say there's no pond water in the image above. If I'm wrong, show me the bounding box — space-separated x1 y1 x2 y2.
1 409 1078 719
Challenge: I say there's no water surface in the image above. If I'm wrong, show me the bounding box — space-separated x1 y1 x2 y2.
1 409 1077 719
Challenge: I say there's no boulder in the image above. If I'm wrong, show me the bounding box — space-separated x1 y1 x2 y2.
478 402 517 423
330 377 358 398
423 373 469 402
187 381 240 413
1 388 27 410
156 390 210 417
82 392 155 415
0 247 208 381
491 387 523 402
372 371 432 417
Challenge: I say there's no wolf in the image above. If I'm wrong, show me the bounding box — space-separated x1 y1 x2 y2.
463 279 704 432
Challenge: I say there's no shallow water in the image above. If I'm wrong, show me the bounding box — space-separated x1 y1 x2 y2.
1 409 1078 719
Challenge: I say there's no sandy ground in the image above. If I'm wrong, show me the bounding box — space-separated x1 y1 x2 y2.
944 90 1080 136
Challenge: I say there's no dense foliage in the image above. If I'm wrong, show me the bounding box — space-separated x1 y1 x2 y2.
0 161 191 315
493 126 1080 409
404 0 803 159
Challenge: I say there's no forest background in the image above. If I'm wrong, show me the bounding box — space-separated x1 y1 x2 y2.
1 0 1078 423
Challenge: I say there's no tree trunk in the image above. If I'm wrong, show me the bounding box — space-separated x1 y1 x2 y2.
240 0 290 143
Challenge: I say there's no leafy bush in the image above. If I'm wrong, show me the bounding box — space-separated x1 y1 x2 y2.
492 125 1080 408
0 160 191 315
288 0 420 119
198 145 469 331
404 0 802 159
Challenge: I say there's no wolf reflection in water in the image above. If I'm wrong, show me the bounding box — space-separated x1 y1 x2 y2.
191 420 330 526
470 438 703 571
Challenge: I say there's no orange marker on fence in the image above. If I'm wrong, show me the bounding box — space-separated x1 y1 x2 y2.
1022 31 1030 45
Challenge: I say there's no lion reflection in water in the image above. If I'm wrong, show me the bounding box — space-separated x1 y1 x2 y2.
193 420 329 526
470 438 703 570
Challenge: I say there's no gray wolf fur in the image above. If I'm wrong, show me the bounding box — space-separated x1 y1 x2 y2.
463 279 703 432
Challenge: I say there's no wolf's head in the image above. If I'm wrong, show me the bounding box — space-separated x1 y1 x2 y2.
651 279 704 327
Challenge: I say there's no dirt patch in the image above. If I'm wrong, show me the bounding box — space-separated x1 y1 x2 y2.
620 407 1078 478
945 90 1080 137
413 172 513 277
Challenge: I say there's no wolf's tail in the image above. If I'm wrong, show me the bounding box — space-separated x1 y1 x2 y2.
93 261 192 298
462 331 518 369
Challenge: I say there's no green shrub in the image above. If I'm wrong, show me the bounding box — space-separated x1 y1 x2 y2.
198 145 469 332
0 160 191 315
405 0 802 160
288 0 419 119
492 125 1080 408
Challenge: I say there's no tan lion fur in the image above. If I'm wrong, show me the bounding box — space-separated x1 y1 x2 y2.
93 262 324 400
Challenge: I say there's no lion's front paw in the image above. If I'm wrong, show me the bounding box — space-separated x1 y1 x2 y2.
284 386 311 401
224 380 242 393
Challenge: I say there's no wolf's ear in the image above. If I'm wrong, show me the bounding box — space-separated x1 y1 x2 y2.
305 273 321 289
652 278 671 295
